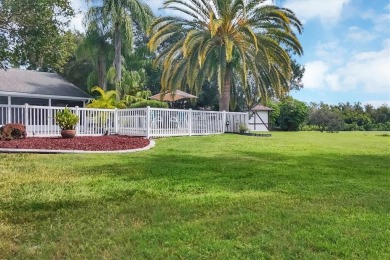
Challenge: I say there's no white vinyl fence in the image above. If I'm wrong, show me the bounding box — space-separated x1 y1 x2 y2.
0 104 248 138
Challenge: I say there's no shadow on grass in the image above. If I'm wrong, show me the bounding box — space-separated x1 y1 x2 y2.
3 151 389 218
2 134 390 259
84 151 390 188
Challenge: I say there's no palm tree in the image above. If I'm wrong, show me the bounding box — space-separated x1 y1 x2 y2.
77 27 112 91
86 0 153 95
148 0 303 111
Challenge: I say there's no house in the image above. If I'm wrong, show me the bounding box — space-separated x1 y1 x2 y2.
0 68 91 107
248 104 274 131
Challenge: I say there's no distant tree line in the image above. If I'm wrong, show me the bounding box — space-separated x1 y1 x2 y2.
267 98 390 132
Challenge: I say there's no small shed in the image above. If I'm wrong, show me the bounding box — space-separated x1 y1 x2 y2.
0 68 91 107
248 104 273 131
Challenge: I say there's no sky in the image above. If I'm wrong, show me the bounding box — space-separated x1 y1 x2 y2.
69 0 390 107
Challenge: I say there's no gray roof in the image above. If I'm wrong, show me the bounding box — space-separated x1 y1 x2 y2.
0 69 90 99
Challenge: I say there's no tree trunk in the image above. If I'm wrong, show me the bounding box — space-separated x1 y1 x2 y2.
97 52 107 91
219 67 232 111
114 22 121 101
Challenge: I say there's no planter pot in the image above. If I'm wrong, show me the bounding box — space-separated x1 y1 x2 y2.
61 129 76 138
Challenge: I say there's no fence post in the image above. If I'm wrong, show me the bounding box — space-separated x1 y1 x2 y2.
146 106 151 139
24 103 29 133
6 104 11 124
114 108 118 134
188 109 192 136
6 96 11 124
222 110 226 133
75 106 80 135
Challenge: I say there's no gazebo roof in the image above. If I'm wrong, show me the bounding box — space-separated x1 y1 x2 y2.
251 104 274 111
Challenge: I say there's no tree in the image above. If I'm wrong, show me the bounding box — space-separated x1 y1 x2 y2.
337 102 371 127
148 0 303 111
86 0 153 95
79 15 113 91
278 97 308 131
230 56 305 111
0 0 75 70
266 102 280 128
60 32 95 92
125 43 163 95
61 57 94 93
106 66 146 98
289 59 305 91
365 104 390 124
308 107 344 132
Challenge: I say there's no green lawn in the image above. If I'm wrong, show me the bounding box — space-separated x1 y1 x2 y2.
1 132 389 259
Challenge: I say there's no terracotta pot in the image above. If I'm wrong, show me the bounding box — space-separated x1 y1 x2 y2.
61 129 76 138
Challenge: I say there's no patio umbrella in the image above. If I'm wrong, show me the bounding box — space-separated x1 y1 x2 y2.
149 90 198 102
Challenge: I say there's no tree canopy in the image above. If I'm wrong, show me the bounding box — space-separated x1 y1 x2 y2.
0 0 75 70
148 0 303 111
86 0 153 96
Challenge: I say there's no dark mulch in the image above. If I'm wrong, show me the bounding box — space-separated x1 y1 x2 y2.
0 135 150 151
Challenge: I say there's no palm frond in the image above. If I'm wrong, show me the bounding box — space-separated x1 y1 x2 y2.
150 0 303 110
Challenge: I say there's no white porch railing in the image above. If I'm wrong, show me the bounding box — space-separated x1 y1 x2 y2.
0 104 248 138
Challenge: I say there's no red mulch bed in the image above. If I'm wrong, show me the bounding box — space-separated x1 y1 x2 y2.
0 135 150 151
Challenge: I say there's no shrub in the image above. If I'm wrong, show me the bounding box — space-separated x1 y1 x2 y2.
0 123 27 141
344 123 364 131
369 122 390 131
301 125 321 131
129 100 169 108
278 97 309 131
55 107 79 130
239 124 249 133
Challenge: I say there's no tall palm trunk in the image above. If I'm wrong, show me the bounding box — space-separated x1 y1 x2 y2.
114 22 121 100
97 52 107 90
219 67 232 111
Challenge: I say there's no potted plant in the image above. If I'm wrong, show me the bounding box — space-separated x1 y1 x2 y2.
55 107 79 138
239 124 249 134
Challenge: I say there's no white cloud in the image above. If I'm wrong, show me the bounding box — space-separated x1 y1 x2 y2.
283 0 351 25
325 74 341 91
302 61 329 89
69 0 87 32
363 100 390 108
303 39 390 94
346 26 377 43
315 41 347 65
337 44 390 93
361 9 390 34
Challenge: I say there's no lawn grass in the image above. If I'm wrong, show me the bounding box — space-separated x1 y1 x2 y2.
1 131 389 258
